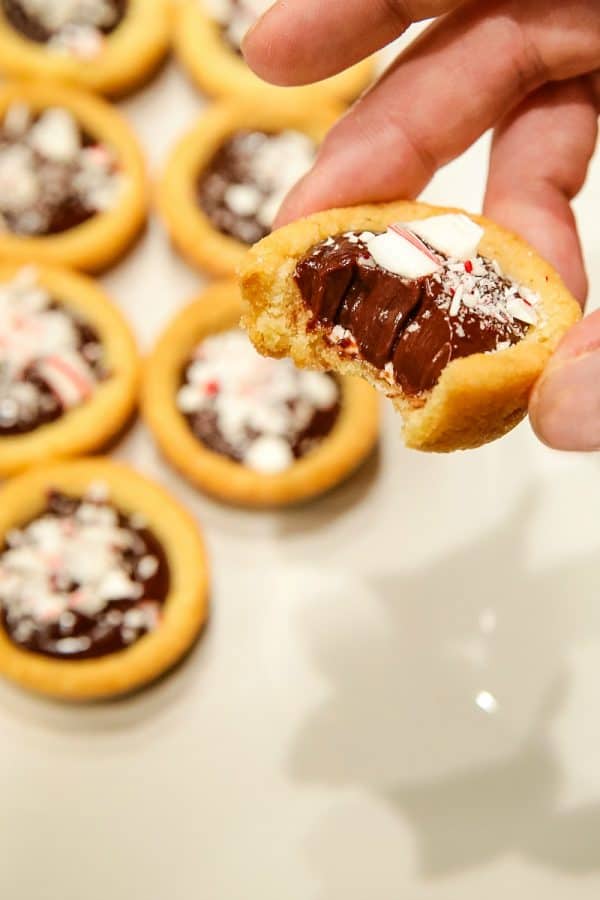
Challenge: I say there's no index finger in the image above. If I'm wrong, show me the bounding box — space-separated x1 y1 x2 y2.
243 0 466 85
275 0 600 225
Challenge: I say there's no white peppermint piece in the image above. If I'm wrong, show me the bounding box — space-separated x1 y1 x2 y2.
405 214 484 261
225 183 261 217
177 384 201 415
506 296 537 326
28 108 81 163
329 325 355 345
367 230 441 279
245 436 294 474
54 636 92 655
123 607 146 630
256 191 283 229
137 555 159 581
0 146 39 212
300 370 340 409
97 569 143 603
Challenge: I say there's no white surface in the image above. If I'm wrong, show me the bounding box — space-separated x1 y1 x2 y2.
2 50 600 900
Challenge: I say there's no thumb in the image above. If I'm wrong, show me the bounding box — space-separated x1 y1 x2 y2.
530 310 600 451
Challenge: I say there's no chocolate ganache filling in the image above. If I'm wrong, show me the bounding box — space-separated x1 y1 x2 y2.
0 484 170 660
2 0 126 49
294 219 539 396
0 103 121 236
198 129 316 245
177 329 340 474
0 267 106 436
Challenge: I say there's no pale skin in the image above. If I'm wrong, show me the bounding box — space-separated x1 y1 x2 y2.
243 0 600 451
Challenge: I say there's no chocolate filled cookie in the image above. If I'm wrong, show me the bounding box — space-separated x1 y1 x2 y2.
174 0 374 105
0 459 209 699
241 202 581 452
0 82 146 271
0 262 138 475
0 0 171 97
158 101 338 277
142 282 379 507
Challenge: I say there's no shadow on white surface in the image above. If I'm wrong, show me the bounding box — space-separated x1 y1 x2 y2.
284 487 600 882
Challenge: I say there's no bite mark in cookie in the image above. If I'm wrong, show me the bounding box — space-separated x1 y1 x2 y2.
241 202 581 451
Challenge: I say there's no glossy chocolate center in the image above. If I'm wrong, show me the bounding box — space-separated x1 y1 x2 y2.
178 329 340 474
295 232 533 396
0 488 170 661
1 0 126 47
198 129 316 245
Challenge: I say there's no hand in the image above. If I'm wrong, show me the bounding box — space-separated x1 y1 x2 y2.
244 1 600 450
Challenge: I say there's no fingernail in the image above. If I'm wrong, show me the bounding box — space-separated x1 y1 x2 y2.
531 350 600 450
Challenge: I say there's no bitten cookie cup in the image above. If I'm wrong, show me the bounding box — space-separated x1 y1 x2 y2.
0 0 171 97
141 281 379 507
0 262 139 477
174 0 374 105
240 201 582 452
157 100 340 278
0 82 147 271
0 459 210 700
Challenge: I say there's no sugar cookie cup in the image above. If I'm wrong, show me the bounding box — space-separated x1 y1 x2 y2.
0 0 172 97
157 100 339 277
142 281 380 507
240 201 582 452
0 262 139 476
174 0 374 105
0 458 210 701
0 81 147 271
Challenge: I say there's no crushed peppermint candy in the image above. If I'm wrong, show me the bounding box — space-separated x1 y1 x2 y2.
0 484 168 660
326 324 359 356
295 222 543 395
2 0 125 58
0 102 123 236
368 225 441 279
363 215 540 329
431 255 541 328
178 329 340 474
199 129 316 245
404 214 484 261
366 213 485 279
0 266 105 435
206 0 274 51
